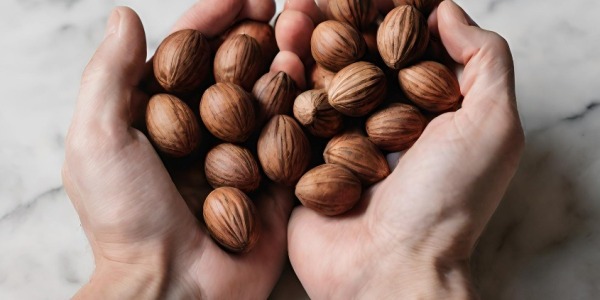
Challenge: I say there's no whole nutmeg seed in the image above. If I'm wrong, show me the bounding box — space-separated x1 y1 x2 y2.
200 83 255 143
366 103 426 151
308 63 335 90
252 71 297 123
311 20 366 72
205 143 261 193
153 29 211 93
377 5 429 69
328 0 377 30
222 20 278 61
293 89 343 138
214 34 263 90
328 61 387 117
203 187 259 253
393 0 442 15
398 61 461 112
258 115 311 186
146 94 200 157
324 131 390 184
296 164 362 216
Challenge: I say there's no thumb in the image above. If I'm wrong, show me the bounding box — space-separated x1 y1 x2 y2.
75 6 147 130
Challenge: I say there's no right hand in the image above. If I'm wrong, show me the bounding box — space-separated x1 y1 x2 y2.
277 0 524 298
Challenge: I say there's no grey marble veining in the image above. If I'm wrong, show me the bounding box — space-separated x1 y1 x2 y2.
0 0 599 299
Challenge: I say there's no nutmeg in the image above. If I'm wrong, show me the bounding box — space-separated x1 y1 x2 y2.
257 115 311 186
366 103 426 152
377 5 429 69
252 71 297 123
393 0 442 15
205 143 261 193
200 83 255 143
398 61 461 112
293 89 343 138
324 131 390 184
295 164 362 216
311 20 366 72
328 61 387 117
222 20 278 61
153 29 211 93
145 94 200 157
214 34 263 90
203 187 259 253
308 63 335 90
328 0 377 30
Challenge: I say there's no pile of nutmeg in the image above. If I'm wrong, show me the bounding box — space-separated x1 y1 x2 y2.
144 0 459 253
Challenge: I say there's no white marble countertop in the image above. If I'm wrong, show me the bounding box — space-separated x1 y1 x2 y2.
1 0 599 299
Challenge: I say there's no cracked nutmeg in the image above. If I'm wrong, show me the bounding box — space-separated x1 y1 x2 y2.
293 89 343 138
203 187 259 253
145 94 200 157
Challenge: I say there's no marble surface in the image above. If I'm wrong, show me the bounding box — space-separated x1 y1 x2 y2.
1 0 599 299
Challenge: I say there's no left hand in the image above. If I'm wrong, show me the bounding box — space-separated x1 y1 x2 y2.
63 2 295 298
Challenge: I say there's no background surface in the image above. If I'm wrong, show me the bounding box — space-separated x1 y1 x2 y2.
1 0 599 299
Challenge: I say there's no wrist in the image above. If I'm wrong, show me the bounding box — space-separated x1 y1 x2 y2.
359 251 477 299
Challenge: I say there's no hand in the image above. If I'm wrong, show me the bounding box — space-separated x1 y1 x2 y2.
62 1 295 298
277 0 525 298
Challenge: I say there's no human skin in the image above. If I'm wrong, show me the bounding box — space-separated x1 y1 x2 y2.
277 0 524 298
63 0 524 299
63 1 298 299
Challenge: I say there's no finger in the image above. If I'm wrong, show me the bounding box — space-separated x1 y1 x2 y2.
172 0 276 37
436 0 516 107
270 51 306 89
285 0 326 24
75 7 147 130
275 10 316 62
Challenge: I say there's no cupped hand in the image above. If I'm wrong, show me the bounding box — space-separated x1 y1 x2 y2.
277 0 524 298
63 1 295 298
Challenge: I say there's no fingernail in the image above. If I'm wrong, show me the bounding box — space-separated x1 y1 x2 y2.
104 8 121 38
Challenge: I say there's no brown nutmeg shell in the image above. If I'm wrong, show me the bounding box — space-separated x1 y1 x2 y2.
204 143 261 193
293 89 343 138
328 61 387 117
295 164 362 216
252 71 297 124
328 0 377 30
153 29 211 93
324 131 390 184
146 94 200 157
214 34 263 90
222 20 278 61
200 83 256 143
311 20 366 72
398 61 461 112
366 103 426 152
257 115 311 186
377 5 429 70
203 187 259 253
393 0 442 15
